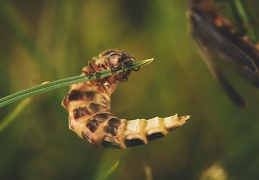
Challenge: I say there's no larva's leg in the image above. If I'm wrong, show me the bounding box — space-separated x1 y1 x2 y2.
82 61 98 78
133 66 140 71
88 61 98 75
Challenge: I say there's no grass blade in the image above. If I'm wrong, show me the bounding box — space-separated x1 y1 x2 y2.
0 58 153 108
96 161 119 180
0 98 31 132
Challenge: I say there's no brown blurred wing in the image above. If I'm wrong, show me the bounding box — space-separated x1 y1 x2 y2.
193 34 247 107
189 7 248 107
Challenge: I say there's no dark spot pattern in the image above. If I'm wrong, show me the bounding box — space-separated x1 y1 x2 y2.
108 118 121 126
68 90 97 101
105 125 118 136
147 132 165 141
102 140 123 149
86 119 100 133
124 138 145 147
104 118 121 136
74 107 89 119
68 90 82 101
88 103 101 113
89 103 108 113
95 113 109 122
62 50 164 149
84 91 95 101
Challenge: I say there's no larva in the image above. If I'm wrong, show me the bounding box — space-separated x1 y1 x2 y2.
62 49 190 149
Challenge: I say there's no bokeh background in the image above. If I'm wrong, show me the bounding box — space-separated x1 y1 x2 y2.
1 0 259 179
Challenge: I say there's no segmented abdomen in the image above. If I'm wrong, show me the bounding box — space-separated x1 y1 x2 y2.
62 49 190 149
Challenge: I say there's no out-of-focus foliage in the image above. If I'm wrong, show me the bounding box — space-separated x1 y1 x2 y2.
0 0 259 179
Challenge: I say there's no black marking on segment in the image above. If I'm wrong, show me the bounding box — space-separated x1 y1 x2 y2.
67 90 82 101
67 90 96 101
124 138 145 147
108 118 121 126
74 107 89 119
94 113 110 122
104 118 121 136
147 132 165 141
89 103 100 112
84 91 95 101
102 140 123 149
105 125 118 136
86 119 100 133
88 103 108 113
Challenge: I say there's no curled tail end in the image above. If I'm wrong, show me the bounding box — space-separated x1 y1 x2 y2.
102 114 190 149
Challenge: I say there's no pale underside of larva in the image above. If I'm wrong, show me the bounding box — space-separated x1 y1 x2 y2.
62 49 190 149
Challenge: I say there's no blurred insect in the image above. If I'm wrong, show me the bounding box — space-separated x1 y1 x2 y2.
188 0 259 107
62 49 190 149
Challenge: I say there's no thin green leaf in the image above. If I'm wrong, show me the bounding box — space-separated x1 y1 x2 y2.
96 161 119 180
0 58 153 108
0 98 31 132
229 0 259 41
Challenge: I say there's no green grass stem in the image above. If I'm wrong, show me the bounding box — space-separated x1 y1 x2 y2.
0 98 31 132
96 161 119 180
0 58 153 108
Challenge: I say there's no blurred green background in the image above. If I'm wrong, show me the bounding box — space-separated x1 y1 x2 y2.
1 0 259 179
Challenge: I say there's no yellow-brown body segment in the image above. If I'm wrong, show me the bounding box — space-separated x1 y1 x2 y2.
62 49 189 149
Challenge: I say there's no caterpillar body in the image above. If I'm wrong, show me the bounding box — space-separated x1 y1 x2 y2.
62 49 190 149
